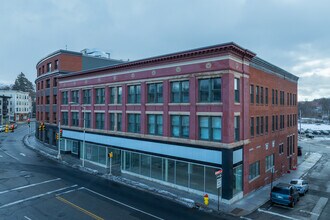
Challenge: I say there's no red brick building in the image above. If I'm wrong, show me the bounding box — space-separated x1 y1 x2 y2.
35 49 124 145
35 42 298 203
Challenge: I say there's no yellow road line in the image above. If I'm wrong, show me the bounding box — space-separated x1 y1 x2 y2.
56 196 104 220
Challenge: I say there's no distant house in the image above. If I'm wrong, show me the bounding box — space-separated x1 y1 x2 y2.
0 90 32 122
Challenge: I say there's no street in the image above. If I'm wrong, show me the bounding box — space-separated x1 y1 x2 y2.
0 123 234 220
245 137 330 220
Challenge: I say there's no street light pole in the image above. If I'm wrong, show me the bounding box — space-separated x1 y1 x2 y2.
82 107 86 167
57 119 61 160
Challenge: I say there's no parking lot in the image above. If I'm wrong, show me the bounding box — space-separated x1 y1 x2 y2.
256 192 328 220
245 134 330 220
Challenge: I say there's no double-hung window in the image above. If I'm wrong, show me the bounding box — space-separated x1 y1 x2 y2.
250 117 254 137
234 78 240 103
128 114 141 133
128 85 141 104
199 116 222 141
249 161 260 181
95 88 105 104
109 86 122 104
83 89 91 104
117 113 122 131
171 115 189 138
109 113 115 131
198 78 221 102
95 113 104 129
250 85 254 104
171 81 189 103
62 91 68 105
110 87 116 104
256 86 259 104
147 83 163 103
71 90 79 104
61 112 68 125
234 116 240 141
71 112 79 126
148 114 163 135
266 154 274 171
84 112 91 128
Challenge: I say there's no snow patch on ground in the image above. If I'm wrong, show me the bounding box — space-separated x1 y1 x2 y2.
299 123 330 130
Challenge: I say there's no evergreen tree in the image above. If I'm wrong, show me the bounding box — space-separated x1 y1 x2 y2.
12 72 35 99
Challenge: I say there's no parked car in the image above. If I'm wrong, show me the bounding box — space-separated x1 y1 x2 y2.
270 183 300 207
290 179 309 196
312 130 321 135
305 129 313 134
0 125 4 132
306 133 315 139
321 130 330 135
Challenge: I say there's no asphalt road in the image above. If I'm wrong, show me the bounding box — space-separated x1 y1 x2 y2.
0 124 236 220
245 136 330 220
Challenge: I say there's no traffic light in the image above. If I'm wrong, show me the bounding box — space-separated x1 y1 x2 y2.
56 133 59 140
5 125 9 133
11 124 14 132
42 123 45 131
59 129 63 138
39 125 42 131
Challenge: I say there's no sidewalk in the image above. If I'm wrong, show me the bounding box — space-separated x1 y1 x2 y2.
23 134 322 217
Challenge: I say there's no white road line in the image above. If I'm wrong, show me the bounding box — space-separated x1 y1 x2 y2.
0 155 3 157
310 197 328 220
299 210 319 217
20 153 26 157
326 146 330 149
56 187 84 196
0 184 78 209
0 149 19 161
83 187 164 220
258 208 299 220
240 216 253 220
0 178 61 195
24 216 32 220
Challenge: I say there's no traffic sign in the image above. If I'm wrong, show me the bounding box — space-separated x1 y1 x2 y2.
215 169 222 176
217 177 222 188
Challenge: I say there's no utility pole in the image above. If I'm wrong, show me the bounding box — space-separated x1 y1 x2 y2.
299 110 302 134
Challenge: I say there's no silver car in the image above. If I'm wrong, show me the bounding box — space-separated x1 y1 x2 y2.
290 179 309 195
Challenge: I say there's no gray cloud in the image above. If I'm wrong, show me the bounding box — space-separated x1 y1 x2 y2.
0 0 329 101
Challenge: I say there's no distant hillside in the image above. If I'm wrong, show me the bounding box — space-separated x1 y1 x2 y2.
299 98 330 119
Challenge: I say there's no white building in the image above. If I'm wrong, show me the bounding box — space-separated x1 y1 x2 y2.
0 90 32 122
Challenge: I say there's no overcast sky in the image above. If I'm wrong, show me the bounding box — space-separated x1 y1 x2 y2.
0 0 329 101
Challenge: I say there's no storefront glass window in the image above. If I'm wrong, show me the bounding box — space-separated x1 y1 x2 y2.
176 161 188 187
151 157 163 181
131 152 140 174
233 164 243 195
163 159 175 184
205 166 218 195
190 164 204 191
141 154 151 177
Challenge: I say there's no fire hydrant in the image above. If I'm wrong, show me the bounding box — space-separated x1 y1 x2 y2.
204 194 209 206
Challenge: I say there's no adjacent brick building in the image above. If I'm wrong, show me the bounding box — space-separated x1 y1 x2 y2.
35 49 124 145
35 42 298 203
